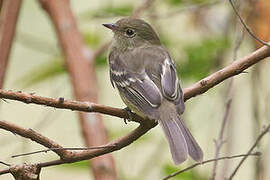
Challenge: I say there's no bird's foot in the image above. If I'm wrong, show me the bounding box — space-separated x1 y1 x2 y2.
123 107 134 124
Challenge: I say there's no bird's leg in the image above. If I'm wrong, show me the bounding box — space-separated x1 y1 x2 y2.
123 107 135 124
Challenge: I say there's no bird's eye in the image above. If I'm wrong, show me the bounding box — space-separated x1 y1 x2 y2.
125 28 135 37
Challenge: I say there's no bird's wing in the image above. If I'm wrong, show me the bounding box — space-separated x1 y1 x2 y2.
109 54 162 118
160 57 185 114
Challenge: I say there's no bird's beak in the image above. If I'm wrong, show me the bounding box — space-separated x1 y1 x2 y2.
102 23 118 31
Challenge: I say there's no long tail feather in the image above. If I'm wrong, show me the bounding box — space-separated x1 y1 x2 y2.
176 116 203 162
159 115 203 164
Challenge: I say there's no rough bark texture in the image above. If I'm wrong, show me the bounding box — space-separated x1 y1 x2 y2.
38 0 117 179
0 0 22 88
10 164 40 180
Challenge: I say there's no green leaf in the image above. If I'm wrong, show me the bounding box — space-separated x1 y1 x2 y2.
177 37 230 80
18 56 66 87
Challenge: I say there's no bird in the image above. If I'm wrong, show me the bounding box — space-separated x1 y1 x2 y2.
103 18 203 165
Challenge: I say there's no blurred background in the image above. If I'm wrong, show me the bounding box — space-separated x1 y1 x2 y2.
0 0 270 179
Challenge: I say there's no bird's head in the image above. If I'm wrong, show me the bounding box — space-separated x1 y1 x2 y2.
103 18 161 50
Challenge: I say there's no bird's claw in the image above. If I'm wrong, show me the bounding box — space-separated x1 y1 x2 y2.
123 107 134 124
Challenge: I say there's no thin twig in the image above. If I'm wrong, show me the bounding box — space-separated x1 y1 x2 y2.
0 168 10 175
36 121 157 168
12 145 117 158
0 90 144 123
211 18 245 180
228 124 270 180
0 161 10 167
162 152 261 180
228 0 270 47
0 120 71 159
0 119 157 176
183 43 270 100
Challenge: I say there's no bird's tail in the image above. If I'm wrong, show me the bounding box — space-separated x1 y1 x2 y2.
159 114 203 165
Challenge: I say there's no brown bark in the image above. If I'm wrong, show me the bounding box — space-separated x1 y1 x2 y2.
0 0 22 88
38 0 117 179
183 44 270 101
0 121 71 158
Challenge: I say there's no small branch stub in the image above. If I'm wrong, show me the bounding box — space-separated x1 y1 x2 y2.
10 164 40 180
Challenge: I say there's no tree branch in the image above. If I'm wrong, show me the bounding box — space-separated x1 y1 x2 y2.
0 0 22 88
0 120 71 159
0 90 143 122
183 44 270 101
228 124 270 180
0 43 269 121
0 161 10 167
228 0 270 47
162 152 261 180
0 119 157 176
211 22 245 180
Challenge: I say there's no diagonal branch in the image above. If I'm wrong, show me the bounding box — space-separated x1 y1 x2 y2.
211 22 245 180
228 0 270 47
0 90 143 122
162 152 261 180
228 124 270 180
1 43 269 112
0 120 71 159
0 118 157 177
37 121 157 168
183 44 270 101
0 0 22 88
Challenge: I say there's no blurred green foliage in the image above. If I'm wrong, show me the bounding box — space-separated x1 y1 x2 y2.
166 0 184 5
162 164 207 180
19 36 230 87
95 54 107 67
19 56 65 87
61 160 89 170
177 37 230 80
81 5 133 19
19 53 109 87
19 30 108 87
166 0 213 6
83 31 101 48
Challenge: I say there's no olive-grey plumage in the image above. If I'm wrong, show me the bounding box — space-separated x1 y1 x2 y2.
104 18 203 164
